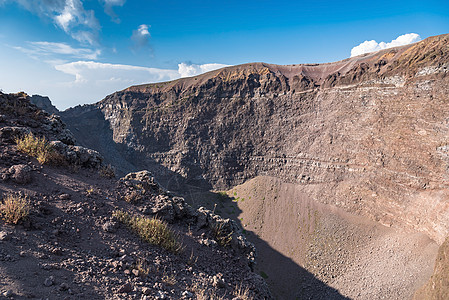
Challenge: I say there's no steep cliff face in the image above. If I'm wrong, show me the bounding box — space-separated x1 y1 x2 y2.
62 34 449 245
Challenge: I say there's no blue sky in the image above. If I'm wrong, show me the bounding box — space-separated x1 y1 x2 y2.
0 0 448 109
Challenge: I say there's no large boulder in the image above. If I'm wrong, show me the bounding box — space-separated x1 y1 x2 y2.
50 141 103 168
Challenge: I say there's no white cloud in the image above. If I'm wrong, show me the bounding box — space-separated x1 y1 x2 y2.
10 0 100 45
131 24 151 49
53 61 180 105
55 60 179 84
14 41 101 60
178 63 230 78
350 33 421 57
49 61 230 108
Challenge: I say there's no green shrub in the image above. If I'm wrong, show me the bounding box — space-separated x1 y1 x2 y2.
0 193 30 224
113 210 182 253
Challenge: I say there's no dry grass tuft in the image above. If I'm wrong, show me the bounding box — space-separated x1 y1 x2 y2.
113 210 182 254
233 284 254 300
162 271 177 286
15 133 64 165
0 193 30 224
191 281 226 300
212 223 233 247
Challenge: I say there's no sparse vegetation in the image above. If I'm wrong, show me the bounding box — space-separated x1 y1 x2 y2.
191 281 225 300
15 132 62 164
187 249 198 266
86 187 94 196
123 190 144 203
133 259 150 277
0 193 30 224
113 210 182 254
162 271 177 286
212 223 233 247
233 284 254 300
99 164 115 178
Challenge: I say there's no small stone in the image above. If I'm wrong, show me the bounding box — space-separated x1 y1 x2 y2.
118 283 132 293
52 248 63 256
132 269 140 277
59 194 70 200
3 290 13 297
142 287 151 295
182 290 193 298
201 239 217 247
19 251 26 257
44 276 54 287
0 231 11 241
124 269 131 275
59 282 69 291
102 221 118 233
212 274 225 288
156 290 166 299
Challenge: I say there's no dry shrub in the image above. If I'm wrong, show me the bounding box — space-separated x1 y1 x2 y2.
233 284 254 300
99 164 115 178
191 281 225 300
0 193 30 224
162 272 177 286
15 133 64 165
113 210 182 254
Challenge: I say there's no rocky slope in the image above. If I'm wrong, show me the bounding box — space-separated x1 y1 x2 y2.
61 33 449 248
0 92 271 299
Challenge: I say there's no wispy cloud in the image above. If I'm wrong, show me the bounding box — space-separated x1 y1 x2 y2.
350 33 421 57
55 60 179 84
10 0 100 45
178 62 231 77
131 24 151 49
14 41 101 61
51 61 230 107
54 61 231 86
100 0 126 23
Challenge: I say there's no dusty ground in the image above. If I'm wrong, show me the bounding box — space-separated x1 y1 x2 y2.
186 176 439 300
0 93 272 300
0 163 271 300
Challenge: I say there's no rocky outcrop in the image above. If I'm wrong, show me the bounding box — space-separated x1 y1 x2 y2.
30 95 59 115
0 92 75 145
61 34 449 246
117 170 257 268
50 141 103 168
